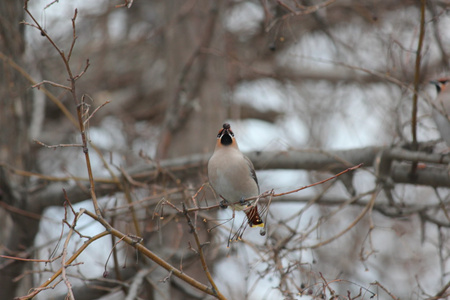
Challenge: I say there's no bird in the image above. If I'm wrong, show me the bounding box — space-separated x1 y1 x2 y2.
430 78 450 147
207 123 264 228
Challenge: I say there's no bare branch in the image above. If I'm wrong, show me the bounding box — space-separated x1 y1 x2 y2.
32 80 71 91
182 203 225 299
83 100 110 127
34 140 83 148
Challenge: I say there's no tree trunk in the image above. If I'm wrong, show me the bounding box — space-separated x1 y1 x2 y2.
0 1 38 298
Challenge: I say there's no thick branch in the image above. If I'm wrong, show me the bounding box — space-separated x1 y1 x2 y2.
26 146 450 214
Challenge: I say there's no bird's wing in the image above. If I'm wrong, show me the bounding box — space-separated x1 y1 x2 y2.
244 155 258 186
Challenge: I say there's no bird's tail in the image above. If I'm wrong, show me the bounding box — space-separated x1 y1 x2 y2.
244 205 264 227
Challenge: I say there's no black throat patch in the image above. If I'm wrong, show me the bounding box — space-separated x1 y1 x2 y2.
221 133 232 145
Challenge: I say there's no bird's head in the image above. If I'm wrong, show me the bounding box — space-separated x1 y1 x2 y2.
430 78 450 93
216 123 235 146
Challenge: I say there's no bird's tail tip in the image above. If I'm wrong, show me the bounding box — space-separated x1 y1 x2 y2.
245 206 264 228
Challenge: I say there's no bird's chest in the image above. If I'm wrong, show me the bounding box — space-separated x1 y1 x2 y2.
208 155 256 202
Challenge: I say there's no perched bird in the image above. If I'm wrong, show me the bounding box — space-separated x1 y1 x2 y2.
430 78 450 147
208 123 264 228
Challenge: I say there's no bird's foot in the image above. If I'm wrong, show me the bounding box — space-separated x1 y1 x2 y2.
219 199 229 209
239 197 247 206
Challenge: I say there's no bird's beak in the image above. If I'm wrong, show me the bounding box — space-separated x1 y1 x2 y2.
217 124 234 139
219 128 231 138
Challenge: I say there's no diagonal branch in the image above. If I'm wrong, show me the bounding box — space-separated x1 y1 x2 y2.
182 203 225 299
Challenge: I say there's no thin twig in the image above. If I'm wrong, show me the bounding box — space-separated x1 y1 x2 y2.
34 140 83 148
272 163 363 198
32 80 71 90
0 255 54 263
74 59 90 81
83 100 110 126
67 9 78 63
